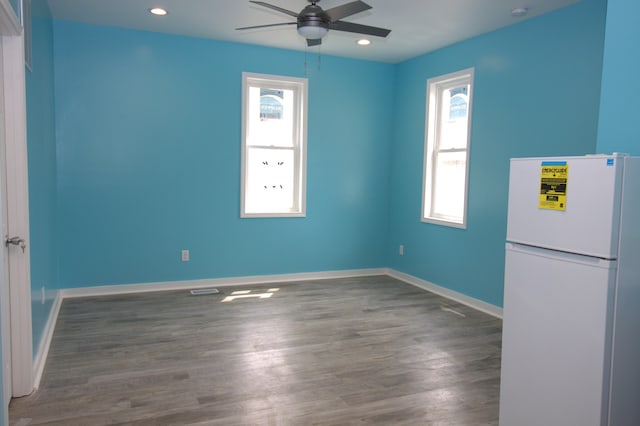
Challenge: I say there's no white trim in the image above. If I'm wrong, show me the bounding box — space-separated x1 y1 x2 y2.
241 72 308 218
0 0 21 36
0 29 10 423
387 268 503 318
421 67 474 229
61 268 388 299
32 291 62 390
2 24 32 397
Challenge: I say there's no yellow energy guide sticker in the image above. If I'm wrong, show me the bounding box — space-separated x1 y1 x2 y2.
539 161 568 211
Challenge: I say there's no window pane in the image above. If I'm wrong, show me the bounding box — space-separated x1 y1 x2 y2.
437 85 469 150
431 150 467 221
245 147 296 213
248 86 295 148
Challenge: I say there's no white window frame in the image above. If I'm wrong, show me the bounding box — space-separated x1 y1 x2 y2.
421 68 474 229
241 72 307 218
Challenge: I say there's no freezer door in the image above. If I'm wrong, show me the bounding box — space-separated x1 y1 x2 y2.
507 155 624 259
499 243 616 426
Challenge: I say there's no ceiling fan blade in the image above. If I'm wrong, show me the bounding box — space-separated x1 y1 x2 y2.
307 38 322 47
325 1 371 22
249 1 299 18
329 20 391 38
236 22 296 30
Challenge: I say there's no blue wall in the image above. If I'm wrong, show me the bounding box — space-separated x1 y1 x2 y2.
597 0 640 155
53 21 394 288
388 0 607 306
25 1 57 356
50 1 607 300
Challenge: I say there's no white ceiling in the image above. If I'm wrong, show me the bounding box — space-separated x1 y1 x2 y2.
46 0 581 63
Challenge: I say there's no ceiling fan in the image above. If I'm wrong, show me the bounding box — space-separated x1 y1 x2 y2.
237 0 391 47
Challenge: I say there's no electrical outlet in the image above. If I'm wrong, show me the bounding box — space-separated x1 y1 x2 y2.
181 249 190 262
399 245 404 256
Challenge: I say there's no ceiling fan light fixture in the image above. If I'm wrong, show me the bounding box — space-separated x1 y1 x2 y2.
356 38 371 46
297 24 328 39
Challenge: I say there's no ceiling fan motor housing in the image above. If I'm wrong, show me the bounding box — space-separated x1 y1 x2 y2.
297 4 330 31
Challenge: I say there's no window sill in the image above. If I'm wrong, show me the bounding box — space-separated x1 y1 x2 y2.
421 216 466 229
241 212 306 219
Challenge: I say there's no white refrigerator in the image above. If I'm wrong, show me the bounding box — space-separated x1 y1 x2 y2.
499 154 640 426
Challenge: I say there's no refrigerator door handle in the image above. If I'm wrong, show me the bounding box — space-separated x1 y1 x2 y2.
506 242 616 268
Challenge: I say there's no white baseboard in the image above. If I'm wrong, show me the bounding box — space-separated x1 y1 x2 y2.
60 268 389 299
387 269 503 318
32 290 63 390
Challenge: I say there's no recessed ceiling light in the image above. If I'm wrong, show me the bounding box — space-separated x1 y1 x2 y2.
511 7 528 17
149 7 168 16
356 38 371 46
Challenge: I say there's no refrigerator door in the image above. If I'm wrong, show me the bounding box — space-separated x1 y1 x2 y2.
499 243 616 426
507 155 624 259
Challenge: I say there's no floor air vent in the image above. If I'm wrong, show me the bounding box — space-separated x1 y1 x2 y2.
190 288 221 295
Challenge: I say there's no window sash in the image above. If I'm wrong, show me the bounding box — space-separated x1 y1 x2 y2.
244 145 300 214
429 148 467 222
247 86 298 148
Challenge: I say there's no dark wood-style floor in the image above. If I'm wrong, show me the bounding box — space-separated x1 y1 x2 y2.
10 276 502 425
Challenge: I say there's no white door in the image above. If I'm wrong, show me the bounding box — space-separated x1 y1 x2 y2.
507 155 625 259
0 0 34 409
499 243 615 426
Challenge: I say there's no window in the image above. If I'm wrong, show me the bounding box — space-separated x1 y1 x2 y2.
422 68 474 228
241 73 307 217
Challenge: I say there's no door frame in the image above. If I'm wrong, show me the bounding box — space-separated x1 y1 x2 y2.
0 31 10 423
0 0 34 402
